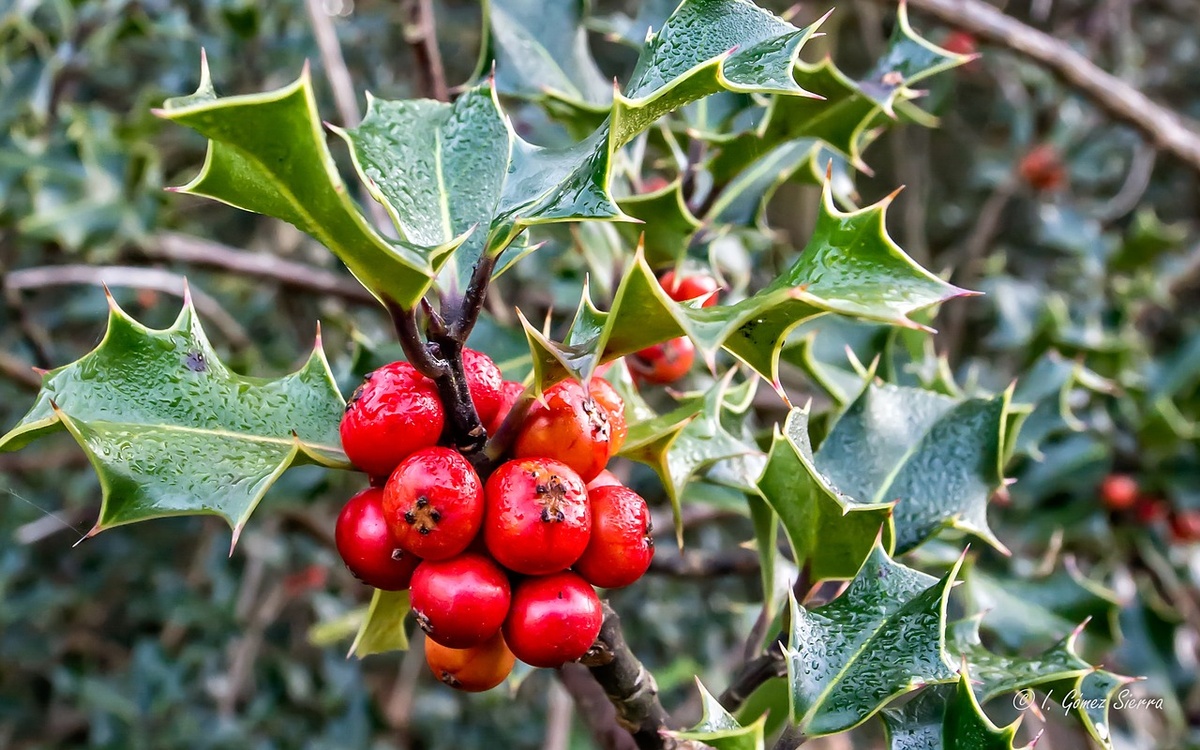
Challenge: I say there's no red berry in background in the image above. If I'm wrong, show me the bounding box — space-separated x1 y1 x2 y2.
335 488 421 590
641 175 671 193
574 486 654 589
463 348 503 426
410 553 511 648
383 447 484 561
659 270 720 307
341 362 445 476
513 380 613 482
1018 144 1067 192
587 469 623 491
588 377 627 454
630 337 695 385
504 572 603 668
486 380 526 434
1100 474 1139 512
1169 510 1200 543
484 458 591 575
1133 496 1168 525
942 30 977 57
425 631 516 692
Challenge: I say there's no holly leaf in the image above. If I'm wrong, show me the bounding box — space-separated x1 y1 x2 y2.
1039 669 1136 749
522 182 968 393
882 670 1037 750
815 382 1012 555
615 179 702 266
338 81 626 297
0 293 347 545
157 60 455 308
949 615 1093 702
349 589 411 658
673 680 766 750
784 542 962 735
781 316 889 404
757 405 894 581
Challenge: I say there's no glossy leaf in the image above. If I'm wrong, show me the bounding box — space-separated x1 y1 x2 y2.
758 406 894 581
673 680 766 750
785 543 962 735
816 383 1011 554
158 60 453 308
615 179 702 266
882 670 1035 750
1039 669 1135 749
349 589 411 658
949 616 1092 702
0 294 347 544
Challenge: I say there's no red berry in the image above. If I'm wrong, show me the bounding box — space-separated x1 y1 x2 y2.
484 458 591 575
410 553 511 648
588 377 627 454
425 631 516 692
659 270 719 307
383 447 484 561
335 488 421 590
341 362 445 476
587 469 623 491
463 348 503 426
1100 474 1139 512
942 30 977 57
574 486 654 589
630 337 695 385
513 380 613 482
641 175 670 193
1018 144 1066 192
486 380 526 435
1170 510 1200 543
1133 496 1168 525
504 572 603 668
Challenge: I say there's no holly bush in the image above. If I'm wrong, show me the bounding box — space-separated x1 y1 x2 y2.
2 0 1197 748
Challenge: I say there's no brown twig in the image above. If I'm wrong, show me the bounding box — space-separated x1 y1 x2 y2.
145 233 375 303
542 681 575 750
899 0 1200 173
648 548 761 578
0 350 41 390
404 0 449 102
579 604 674 750
558 664 641 750
5 264 252 351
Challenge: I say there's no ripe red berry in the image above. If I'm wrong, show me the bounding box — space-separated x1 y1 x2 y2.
587 469 623 491
504 572 603 668
410 553 511 648
463 348 503 426
574 486 654 589
659 270 720 307
630 337 695 385
1169 510 1200 543
484 458 591 575
1100 474 1139 512
335 488 421 590
587 377 627 454
1018 144 1066 192
513 380 613 482
1133 496 1168 525
941 30 977 57
486 380 526 434
425 631 516 692
383 447 484 561
641 175 670 193
341 362 445 476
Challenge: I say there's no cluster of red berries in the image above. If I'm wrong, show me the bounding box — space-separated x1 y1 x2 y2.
333 348 654 692
1100 473 1200 543
629 270 720 385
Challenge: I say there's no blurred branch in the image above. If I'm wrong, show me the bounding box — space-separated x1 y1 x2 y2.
1096 142 1157 223
898 0 1200 173
543 680 575 750
404 0 449 102
0 350 41 390
5 264 251 351
146 233 375 303
648 548 761 578
558 664 640 750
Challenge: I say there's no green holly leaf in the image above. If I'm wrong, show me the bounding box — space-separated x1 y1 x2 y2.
882 670 1036 750
338 81 626 297
949 616 1092 701
673 680 766 750
1039 669 1136 749
815 382 1012 555
758 405 894 581
349 589 411 658
615 179 702 266
784 542 962 735
781 316 889 404
158 60 455 308
523 183 967 393
0 293 347 544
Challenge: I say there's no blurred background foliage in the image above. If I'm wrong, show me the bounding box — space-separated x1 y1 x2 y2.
1 0 1198 748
